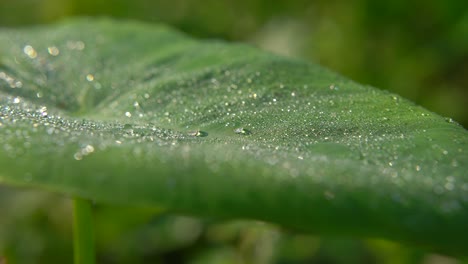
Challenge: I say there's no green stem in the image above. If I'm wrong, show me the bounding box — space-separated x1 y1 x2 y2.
73 197 95 264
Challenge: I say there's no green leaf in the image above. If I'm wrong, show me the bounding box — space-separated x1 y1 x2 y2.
0 19 466 255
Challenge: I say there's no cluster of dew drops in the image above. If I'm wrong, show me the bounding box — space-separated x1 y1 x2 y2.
1 37 466 212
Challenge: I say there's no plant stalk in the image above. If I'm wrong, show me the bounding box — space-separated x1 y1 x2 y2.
73 197 95 264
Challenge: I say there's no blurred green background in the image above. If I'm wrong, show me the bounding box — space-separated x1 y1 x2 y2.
0 0 467 263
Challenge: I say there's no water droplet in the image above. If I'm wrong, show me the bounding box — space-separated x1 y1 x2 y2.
74 144 95 160
47 46 60 56
329 84 339 90
23 45 37 59
74 153 83 160
445 117 455 123
86 74 95 82
0 71 21 88
38 106 48 117
84 145 94 153
187 130 208 137
234 127 251 135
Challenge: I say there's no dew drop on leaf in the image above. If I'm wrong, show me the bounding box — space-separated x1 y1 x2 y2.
86 74 95 82
23 45 37 59
234 127 251 135
47 46 60 56
187 130 208 137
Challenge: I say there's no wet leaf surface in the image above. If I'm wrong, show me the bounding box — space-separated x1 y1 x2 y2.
0 19 467 254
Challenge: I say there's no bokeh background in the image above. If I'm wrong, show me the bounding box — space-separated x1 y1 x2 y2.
0 0 467 263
